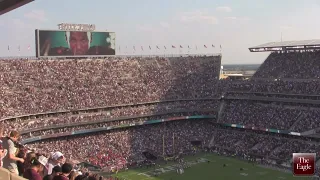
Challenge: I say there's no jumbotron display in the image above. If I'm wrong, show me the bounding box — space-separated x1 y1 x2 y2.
35 29 116 57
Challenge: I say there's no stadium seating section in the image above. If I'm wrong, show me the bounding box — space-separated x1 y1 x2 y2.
253 51 320 79
0 56 221 119
1 52 320 172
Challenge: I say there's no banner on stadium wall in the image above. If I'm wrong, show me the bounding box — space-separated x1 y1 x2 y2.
144 119 163 124
72 128 105 135
22 116 302 144
279 130 290 134
267 129 279 133
22 115 215 144
43 132 72 139
236 124 243 128
167 116 187 121
289 132 301 136
187 115 216 119
222 123 301 136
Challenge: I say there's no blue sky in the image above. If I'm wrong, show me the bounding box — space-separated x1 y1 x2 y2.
0 0 320 64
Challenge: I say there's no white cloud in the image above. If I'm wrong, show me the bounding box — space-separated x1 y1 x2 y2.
216 6 232 13
24 10 47 22
177 10 218 25
160 22 170 28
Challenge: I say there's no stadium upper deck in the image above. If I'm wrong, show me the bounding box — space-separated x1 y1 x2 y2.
0 55 222 119
249 39 320 52
248 39 320 79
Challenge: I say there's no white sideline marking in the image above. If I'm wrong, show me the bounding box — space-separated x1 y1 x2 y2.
240 173 249 176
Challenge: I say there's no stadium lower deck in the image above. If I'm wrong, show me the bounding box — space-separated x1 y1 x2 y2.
1 51 320 179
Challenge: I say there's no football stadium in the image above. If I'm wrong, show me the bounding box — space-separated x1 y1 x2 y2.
0 1 320 180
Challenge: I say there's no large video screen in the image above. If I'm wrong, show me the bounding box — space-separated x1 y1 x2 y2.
36 30 116 57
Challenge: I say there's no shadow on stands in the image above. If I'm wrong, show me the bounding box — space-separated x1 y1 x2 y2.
126 55 222 167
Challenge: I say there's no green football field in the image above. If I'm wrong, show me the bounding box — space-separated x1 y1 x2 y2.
101 154 313 180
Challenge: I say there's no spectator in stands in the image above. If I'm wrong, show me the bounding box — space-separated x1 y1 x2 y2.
1 130 24 175
53 163 73 180
23 155 48 180
0 128 3 138
68 171 80 180
86 174 101 180
24 152 37 171
43 166 62 180
48 152 64 175
0 143 6 167
17 148 27 176
0 128 6 167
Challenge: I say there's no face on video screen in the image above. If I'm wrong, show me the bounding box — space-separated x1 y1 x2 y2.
69 32 89 55
36 29 116 57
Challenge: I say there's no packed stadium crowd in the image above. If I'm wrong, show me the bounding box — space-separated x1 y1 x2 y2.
227 79 320 95
3 121 320 179
0 56 221 119
209 127 320 160
221 101 301 130
1 52 320 180
253 51 320 79
220 101 320 132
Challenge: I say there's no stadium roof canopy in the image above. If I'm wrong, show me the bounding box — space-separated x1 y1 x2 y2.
249 39 320 52
0 0 34 15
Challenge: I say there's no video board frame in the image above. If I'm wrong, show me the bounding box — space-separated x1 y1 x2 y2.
35 29 116 58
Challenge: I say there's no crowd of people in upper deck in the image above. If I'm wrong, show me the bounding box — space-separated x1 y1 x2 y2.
0 56 221 119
